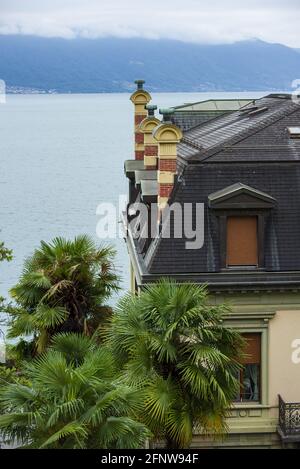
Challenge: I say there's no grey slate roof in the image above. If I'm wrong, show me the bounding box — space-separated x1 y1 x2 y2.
125 93 300 290
171 99 254 132
178 95 300 162
146 162 300 274
171 111 221 131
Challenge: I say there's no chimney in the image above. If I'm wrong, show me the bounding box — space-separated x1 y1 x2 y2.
130 80 151 161
153 108 182 211
139 104 160 170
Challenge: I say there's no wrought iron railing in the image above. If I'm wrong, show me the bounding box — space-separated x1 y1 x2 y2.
278 394 300 437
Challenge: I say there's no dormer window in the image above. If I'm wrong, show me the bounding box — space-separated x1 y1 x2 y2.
208 183 276 271
226 216 258 267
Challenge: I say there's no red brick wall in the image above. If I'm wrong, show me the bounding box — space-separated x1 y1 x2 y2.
159 159 177 172
135 150 144 160
144 145 158 156
159 184 174 198
135 132 144 144
135 115 145 125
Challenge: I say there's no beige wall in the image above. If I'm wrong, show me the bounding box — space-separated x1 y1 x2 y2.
269 310 300 406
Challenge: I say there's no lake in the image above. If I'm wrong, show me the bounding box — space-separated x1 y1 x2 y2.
0 91 266 308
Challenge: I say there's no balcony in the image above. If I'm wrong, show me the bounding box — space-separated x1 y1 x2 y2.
278 394 300 443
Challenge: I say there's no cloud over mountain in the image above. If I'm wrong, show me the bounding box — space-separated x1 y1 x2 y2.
0 0 300 47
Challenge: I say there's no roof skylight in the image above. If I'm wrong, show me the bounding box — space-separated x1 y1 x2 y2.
288 127 300 138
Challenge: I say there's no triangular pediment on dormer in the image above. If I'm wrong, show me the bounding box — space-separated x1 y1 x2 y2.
208 182 276 209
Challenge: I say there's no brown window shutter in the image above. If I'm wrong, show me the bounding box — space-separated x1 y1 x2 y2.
241 333 261 364
226 216 258 266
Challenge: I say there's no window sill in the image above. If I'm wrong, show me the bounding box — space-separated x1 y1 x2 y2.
232 403 270 409
221 267 265 272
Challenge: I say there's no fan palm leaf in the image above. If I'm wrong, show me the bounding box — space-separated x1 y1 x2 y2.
7 236 119 357
106 278 244 448
0 333 151 449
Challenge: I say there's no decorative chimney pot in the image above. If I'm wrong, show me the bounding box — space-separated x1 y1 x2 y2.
139 104 160 170
130 80 151 161
153 118 182 211
159 108 175 123
134 79 145 90
146 104 157 117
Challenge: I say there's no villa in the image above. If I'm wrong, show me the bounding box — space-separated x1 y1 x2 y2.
123 80 300 448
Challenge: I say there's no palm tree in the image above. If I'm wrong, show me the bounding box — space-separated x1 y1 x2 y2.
0 240 13 334
106 279 244 449
7 235 119 354
0 333 150 449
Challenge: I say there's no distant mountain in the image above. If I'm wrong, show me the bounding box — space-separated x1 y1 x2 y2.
0 35 300 92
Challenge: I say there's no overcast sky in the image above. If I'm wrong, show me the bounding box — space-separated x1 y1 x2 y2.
0 0 299 48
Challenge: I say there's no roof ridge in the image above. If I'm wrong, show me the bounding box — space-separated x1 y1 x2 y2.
185 100 299 163
174 98 254 110
182 99 258 137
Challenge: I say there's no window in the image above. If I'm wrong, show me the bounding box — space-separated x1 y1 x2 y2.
288 127 300 139
226 216 258 267
235 333 261 403
208 183 276 270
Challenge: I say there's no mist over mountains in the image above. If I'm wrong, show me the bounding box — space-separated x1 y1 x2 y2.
1 35 300 93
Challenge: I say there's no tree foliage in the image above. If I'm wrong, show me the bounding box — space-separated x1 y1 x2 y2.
6 236 119 355
106 279 244 448
0 240 13 335
0 242 13 263
0 333 150 449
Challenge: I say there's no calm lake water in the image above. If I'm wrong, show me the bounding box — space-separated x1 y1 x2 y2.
0 91 266 308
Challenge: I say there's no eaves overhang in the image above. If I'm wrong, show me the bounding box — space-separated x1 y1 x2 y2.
125 220 300 292
124 160 144 179
134 169 157 187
